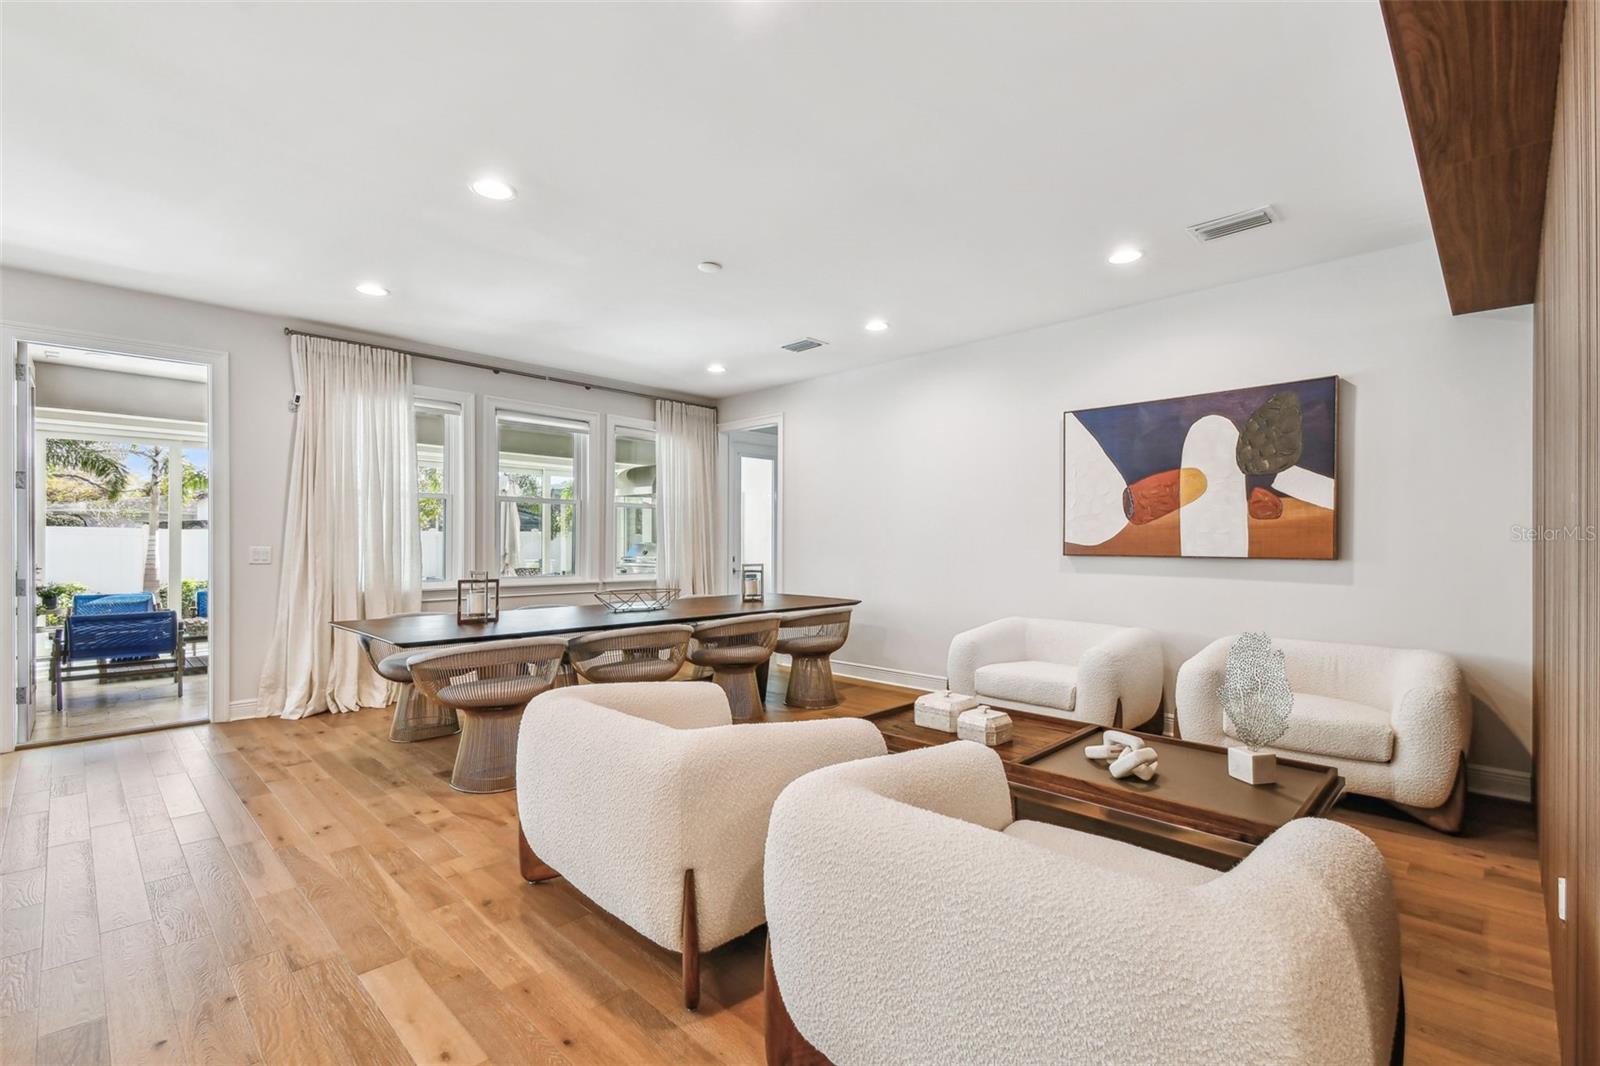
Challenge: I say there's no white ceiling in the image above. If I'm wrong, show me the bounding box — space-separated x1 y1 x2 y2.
1 2 1429 398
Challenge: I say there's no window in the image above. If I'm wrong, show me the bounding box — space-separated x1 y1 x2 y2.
414 396 464 584
612 426 657 577
495 410 588 579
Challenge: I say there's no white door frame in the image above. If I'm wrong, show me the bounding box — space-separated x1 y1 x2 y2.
1 321 231 753
716 413 784 596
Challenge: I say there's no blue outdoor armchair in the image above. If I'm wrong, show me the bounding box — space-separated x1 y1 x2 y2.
53 605 182 713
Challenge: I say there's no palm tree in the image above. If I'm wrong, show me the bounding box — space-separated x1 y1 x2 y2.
45 439 129 501
128 446 209 594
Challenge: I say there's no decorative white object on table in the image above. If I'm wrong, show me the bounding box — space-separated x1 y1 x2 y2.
1084 729 1159 781
1220 632 1293 787
956 706 1013 746
915 690 978 732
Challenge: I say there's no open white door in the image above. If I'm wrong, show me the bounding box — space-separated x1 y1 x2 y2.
13 344 36 744
726 428 779 593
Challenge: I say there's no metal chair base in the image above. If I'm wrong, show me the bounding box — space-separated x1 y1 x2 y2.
449 705 525 793
710 664 764 720
784 654 839 709
388 684 461 743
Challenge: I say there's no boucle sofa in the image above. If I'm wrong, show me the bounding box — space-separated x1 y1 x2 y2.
1176 635 1470 832
763 743 1402 1066
514 681 885 1009
946 617 1163 727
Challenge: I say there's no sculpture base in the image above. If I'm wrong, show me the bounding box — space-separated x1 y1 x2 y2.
1227 746 1277 786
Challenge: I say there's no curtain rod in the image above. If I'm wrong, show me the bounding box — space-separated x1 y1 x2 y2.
282 327 708 408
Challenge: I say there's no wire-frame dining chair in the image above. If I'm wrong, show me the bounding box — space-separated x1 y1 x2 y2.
357 619 461 743
408 638 569 793
687 614 779 720
566 624 694 684
775 608 853 709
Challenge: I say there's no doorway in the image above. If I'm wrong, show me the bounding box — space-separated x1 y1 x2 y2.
11 341 216 746
723 421 780 595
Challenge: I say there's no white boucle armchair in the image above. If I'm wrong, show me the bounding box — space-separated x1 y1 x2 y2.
1176 636 1470 832
515 681 885 1009
764 743 1402 1066
946 617 1163 727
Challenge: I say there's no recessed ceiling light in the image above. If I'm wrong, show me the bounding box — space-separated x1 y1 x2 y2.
698 261 723 273
864 318 889 332
471 177 516 201
706 363 727 374
355 281 390 297
1107 246 1143 265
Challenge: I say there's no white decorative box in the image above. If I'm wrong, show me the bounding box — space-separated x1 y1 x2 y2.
956 706 1013 747
914 690 978 733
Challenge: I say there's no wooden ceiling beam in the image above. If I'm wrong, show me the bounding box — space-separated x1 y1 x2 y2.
1380 0 1567 315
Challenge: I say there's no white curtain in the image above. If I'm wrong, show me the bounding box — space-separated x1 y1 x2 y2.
258 335 421 719
655 399 718 595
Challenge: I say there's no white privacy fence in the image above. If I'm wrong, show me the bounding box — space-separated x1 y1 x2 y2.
43 528 210 593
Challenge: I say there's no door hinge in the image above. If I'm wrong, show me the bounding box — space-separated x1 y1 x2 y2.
15 577 24 596
14 471 25 490
14 686 26 706
14 361 26 381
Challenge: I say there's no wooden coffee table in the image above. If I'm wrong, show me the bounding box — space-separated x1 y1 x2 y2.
754 701 1343 870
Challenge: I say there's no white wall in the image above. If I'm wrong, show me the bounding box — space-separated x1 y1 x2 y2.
2 266 710 717
721 241 1535 777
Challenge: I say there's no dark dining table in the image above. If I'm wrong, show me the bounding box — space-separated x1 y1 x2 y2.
331 592 861 651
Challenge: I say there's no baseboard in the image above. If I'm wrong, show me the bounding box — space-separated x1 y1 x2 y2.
828 658 945 692
1467 763 1532 803
223 698 269 722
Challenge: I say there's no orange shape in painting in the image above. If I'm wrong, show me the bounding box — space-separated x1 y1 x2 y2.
1121 468 1208 525
1248 487 1283 520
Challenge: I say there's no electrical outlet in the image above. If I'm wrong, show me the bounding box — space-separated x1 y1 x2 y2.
249 546 272 565
1558 877 1567 921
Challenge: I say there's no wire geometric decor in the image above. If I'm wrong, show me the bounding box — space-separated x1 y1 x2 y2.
593 587 681 613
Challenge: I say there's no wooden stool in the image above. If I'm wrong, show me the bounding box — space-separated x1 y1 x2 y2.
688 615 779 720
358 627 460 743
567 624 693 683
776 608 852 709
408 638 567 793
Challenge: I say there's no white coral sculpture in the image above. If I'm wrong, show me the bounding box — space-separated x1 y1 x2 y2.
1221 631 1293 751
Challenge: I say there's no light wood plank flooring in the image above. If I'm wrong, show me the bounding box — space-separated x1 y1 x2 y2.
0 675 1557 1065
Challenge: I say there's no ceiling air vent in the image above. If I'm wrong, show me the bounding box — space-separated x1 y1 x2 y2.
781 337 827 353
1187 205 1277 243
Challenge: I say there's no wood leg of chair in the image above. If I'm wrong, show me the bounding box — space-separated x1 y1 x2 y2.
1393 753 1468 834
764 937 832 1065
518 818 559 883
1390 977 1406 1066
449 706 523 794
682 869 700 1011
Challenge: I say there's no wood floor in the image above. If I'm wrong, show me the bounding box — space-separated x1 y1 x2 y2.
0 674 1558 1065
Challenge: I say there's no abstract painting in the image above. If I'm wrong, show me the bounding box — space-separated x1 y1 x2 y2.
1062 376 1338 558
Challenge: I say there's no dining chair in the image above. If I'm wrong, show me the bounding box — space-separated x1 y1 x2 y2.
776 608 853 708
567 624 693 684
408 638 569 793
687 614 779 719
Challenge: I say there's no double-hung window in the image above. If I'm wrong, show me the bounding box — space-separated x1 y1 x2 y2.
495 409 589 579
611 424 657 578
414 394 465 584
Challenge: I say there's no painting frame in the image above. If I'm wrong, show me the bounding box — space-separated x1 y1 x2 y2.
1061 375 1340 560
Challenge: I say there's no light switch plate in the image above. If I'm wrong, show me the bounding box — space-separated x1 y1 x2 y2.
249 546 272 565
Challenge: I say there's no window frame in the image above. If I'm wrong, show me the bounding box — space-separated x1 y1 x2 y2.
483 397 597 586
413 386 472 590
606 414 658 582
